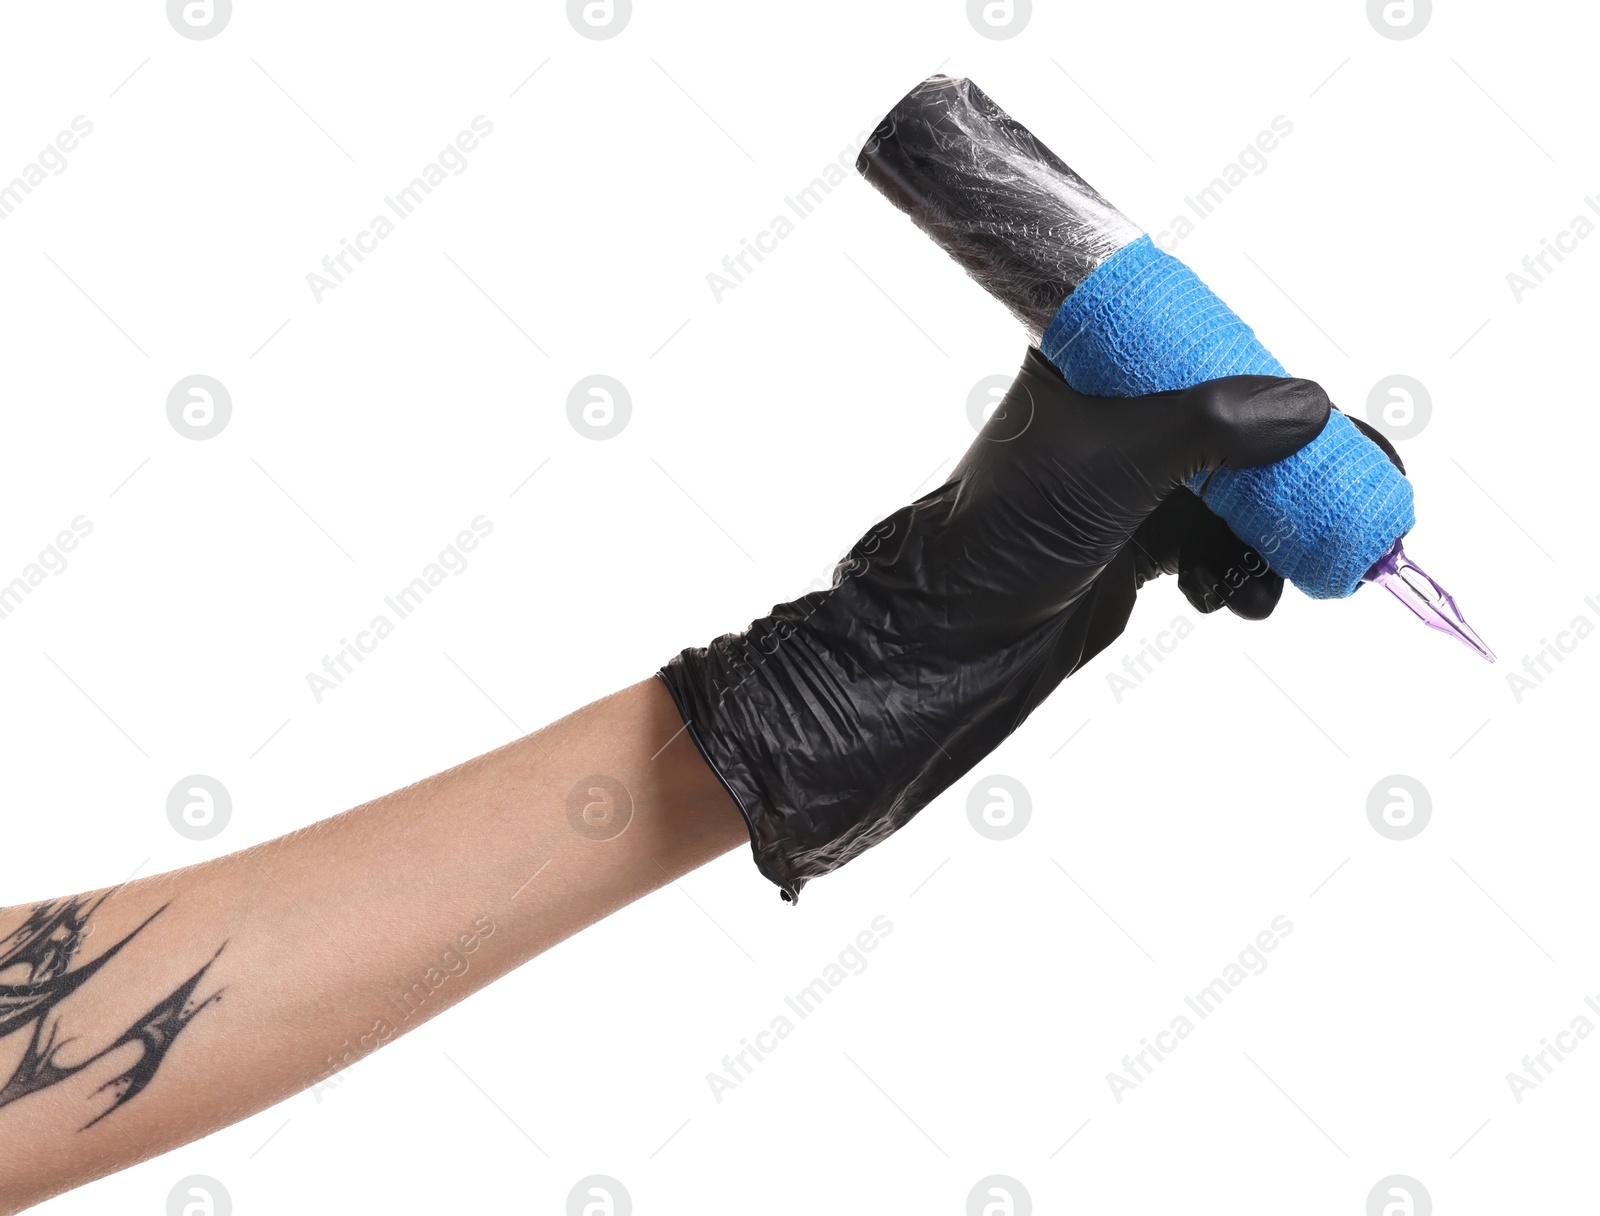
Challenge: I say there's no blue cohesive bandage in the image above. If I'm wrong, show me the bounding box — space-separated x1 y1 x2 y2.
1040 236 1413 598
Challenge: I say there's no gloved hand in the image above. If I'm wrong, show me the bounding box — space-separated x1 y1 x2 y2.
658 347 1331 901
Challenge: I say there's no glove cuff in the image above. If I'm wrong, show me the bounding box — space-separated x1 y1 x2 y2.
655 656 808 902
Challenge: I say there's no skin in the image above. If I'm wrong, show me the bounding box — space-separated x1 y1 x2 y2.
0 679 746 1214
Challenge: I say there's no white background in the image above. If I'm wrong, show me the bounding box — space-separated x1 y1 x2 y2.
1 1 1593 1212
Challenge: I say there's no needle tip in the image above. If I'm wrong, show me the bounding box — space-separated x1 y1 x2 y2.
1363 540 1495 663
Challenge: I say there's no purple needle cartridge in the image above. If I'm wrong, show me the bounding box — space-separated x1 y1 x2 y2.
1363 540 1496 662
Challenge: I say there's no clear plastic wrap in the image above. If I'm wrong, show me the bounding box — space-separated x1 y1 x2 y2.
856 75 1142 335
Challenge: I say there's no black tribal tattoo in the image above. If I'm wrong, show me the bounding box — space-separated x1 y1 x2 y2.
0 894 224 1129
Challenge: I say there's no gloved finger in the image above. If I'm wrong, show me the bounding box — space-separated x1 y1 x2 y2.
1343 412 1406 475
1125 487 1186 585
1129 490 1284 620
1171 495 1284 620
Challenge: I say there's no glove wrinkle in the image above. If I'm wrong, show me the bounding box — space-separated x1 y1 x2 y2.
660 348 1328 900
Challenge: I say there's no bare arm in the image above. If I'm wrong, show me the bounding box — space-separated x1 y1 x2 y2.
0 678 745 1214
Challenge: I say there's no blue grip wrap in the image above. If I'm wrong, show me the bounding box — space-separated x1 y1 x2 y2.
1039 235 1414 599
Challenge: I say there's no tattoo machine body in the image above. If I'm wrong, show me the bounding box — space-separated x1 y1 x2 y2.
857 75 1492 661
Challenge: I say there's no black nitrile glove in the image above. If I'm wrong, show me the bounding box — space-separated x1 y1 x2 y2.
659 348 1331 901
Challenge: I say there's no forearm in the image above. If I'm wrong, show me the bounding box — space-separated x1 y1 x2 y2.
0 678 744 1213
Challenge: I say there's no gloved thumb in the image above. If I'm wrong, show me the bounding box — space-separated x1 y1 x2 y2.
1154 373 1334 486
1013 346 1331 505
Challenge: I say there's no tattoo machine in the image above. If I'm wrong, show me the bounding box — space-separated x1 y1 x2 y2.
856 76 1494 662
